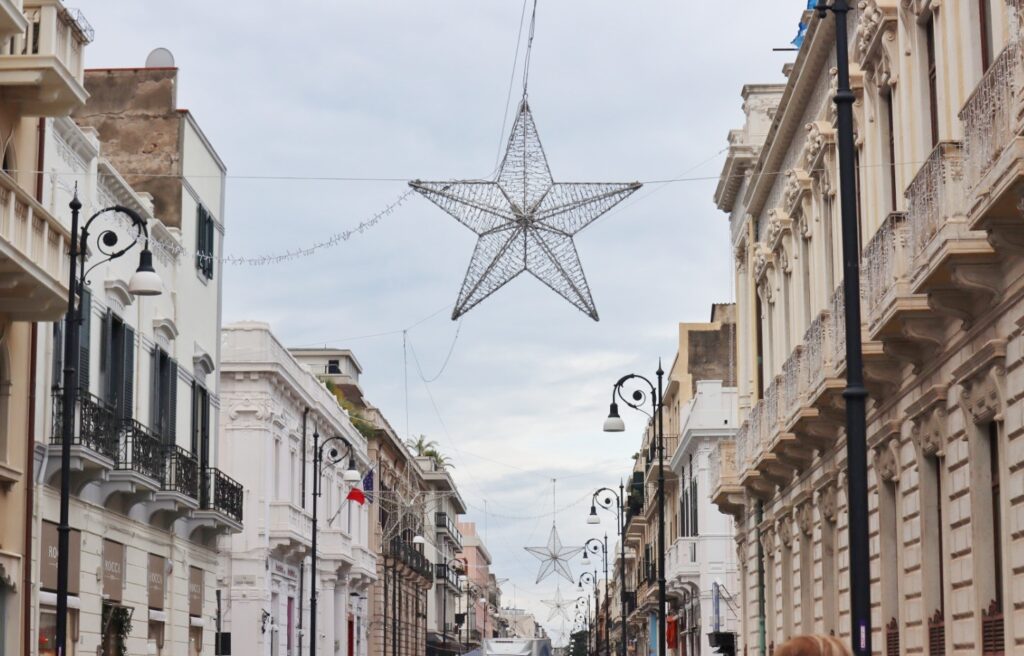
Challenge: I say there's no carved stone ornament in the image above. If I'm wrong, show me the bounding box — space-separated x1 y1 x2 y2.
760 525 776 555
817 482 838 523
734 238 748 273
796 502 814 537
752 241 774 283
777 513 794 548
907 385 948 458
736 537 747 568
873 437 901 484
953 340 1007 425
227 396 275 422
803 121 836 171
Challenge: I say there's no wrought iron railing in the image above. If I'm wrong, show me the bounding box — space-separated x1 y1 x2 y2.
830 286 847 371
862 212 909 320
782 347 802 425
162 445 199 499
928 609 946 656
960 39 1023 193
50 389 119 461
118 419 165 481
388 538 433 580
435 512 463 550
201 467 243 522
434 563 460 588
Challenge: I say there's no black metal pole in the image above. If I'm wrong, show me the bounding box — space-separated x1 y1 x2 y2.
656 364 666 656
55 193 82 656
815 2 870 654
311 430 320 656
603 535 609 656
619 482 626 656
443 558 448 648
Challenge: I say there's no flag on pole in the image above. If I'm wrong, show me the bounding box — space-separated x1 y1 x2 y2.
362 467 375 503
347 486 367 506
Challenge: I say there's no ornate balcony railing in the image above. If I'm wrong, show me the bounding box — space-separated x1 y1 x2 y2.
905 141 966 264
118 419 165 481
862 212 911 323
960 38 1023 193
435 563 460 588
734 420 750 476
830 286 847 371
50 390 119 461
763 380 779 447
801 313 829 397
162 445 199 498
782 348 803 426
388 538 433 581
201 467 243 522
709 440 738 493
435 511 463 550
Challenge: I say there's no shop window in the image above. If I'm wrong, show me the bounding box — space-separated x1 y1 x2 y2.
39 606 79 656
148 621 165 656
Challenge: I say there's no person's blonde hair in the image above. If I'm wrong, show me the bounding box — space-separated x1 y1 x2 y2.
772 635 852 656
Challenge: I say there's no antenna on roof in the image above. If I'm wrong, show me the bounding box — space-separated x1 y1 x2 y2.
145 47 175 68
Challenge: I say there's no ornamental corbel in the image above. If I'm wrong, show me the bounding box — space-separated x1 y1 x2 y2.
954 340 1008 425
752 241 774 284
907 385 949 458
777 512 794 549
872 434 902 484
765 208 793 252
795 501 814 537
816 480 837 524
804 121 836 171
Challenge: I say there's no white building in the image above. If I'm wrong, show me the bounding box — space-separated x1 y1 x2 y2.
219 322 376 656
666 380 740 656
30 61 243 656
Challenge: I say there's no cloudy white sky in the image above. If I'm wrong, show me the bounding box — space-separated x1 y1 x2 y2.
79 0 801 642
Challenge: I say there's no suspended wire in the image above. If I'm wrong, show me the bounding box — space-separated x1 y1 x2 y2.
409 320 462 384
521 0 539 99
493 0 532 174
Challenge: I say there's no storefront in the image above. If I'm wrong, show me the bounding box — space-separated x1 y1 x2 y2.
148 554 167 655
189 566 205 655
38 521 81 656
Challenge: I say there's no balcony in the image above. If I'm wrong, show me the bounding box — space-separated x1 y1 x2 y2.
666 537 700 586
961 37 1024 251
102 418 165 508
187 467 243 537
435 511 463 550
0 171 70 321
148 445 199 525
0 1 26 40
267 501 311 559
906 142 999 321
435 562 460 591
387 538 433 582
0 1 92 115
320 526 353 563
709 440 744 517
352 544 377 580
47 390 119 490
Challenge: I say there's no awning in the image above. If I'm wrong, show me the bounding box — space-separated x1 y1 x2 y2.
39 591 81 609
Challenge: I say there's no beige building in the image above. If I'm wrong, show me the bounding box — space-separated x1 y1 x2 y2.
0 2 91 654
710 2 1024 655
617 308 736 656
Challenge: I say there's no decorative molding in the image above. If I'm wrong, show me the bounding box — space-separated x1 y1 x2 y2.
103 278 133 312
873 435 901 484
752 242 775 284
803 120 836 172
777 512 794 548
954 340 1007 425
907 385 948 458
795 501 814 537
193 344 216 378
817 481 837 523
152 318 179 346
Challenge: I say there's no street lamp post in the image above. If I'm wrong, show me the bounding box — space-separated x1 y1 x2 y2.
310 431 361 656
56 194 163 654
813 3 871 654
581 538 608 656
450 556 468 653
578 572 600 656
588 486 626 656
603 368 665 656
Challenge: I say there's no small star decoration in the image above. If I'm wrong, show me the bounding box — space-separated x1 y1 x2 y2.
525 523 583 584
541 587 575 623
410 100 641 321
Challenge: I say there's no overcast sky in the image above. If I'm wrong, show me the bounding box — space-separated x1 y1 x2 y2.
79 0 800 642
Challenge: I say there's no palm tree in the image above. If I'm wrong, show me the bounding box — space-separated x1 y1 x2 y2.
406 435 454 470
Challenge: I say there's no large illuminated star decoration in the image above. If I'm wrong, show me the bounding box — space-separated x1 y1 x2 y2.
525 523 583 584
410 100 641 321
541 587 575 623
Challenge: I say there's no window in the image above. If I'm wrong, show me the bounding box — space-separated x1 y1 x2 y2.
878 475 900 655
328 359 341 374
101 311 135 419
195 205 215 280
39 606 79 656
983 421 1005 656
150 348 177 442
883 91 898 212
148 621 165 656
980 0 994 72
922 452 947 653
190 382 210 468
926 16 939 148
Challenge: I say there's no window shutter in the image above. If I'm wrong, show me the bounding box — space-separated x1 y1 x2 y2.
206 213 215 279
101 309 113 404
195 205 204 272
167 360 178 444
52 320 64 389
149 348 160 429
122 324 135 419
78 288 91 393
190 380 198 455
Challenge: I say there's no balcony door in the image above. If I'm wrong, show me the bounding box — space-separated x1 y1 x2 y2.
191 382 210 472
100 310 134 419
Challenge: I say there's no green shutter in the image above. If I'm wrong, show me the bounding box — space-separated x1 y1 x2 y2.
149 348 160 429
206 213 215 279
167 360 178 444
101 310 113 404
190 380 198 455
78 288 91 393
122 324 135 419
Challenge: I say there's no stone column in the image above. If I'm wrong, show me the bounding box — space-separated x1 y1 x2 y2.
322 574 337 656
336 577 350 656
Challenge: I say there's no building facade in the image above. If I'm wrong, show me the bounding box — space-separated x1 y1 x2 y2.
420 456 466 656
28 59 243 656
456 521 493 649
0 3 91 654
710 2 1024 655
219 323 375 656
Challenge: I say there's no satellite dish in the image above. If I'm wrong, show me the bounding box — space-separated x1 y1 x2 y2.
145 47 175 68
